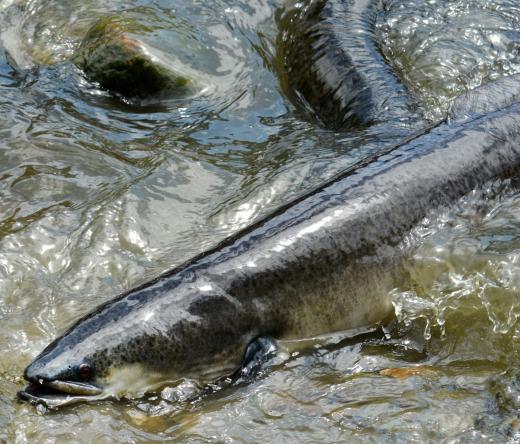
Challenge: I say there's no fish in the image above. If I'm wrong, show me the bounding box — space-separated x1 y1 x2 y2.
276 0 415 129
18 74 520 409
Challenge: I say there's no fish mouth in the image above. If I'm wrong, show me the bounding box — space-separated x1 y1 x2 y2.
18 379 104 409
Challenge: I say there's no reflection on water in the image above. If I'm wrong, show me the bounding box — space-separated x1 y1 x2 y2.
0 0 520 441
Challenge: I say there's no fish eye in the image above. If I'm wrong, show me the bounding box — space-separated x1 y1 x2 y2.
78 363 91 380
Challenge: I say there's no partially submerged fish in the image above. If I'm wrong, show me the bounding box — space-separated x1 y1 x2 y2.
19 75 520 409
276 0 414 129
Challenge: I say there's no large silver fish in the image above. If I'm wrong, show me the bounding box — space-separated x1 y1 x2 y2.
18 75 520 408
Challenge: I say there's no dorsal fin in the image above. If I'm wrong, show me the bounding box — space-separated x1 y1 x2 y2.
448 74 520 122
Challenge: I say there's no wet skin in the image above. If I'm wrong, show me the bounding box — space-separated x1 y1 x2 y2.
277 0 414 129
19 88 520 407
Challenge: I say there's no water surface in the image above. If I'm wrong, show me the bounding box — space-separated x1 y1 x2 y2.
1 0 520 442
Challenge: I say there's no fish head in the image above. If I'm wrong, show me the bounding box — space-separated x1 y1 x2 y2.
17 295 138 410
18 284 227 409
18 294 185 409
19 334 108 409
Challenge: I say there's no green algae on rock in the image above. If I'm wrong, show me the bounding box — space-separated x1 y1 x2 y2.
73 17 198 100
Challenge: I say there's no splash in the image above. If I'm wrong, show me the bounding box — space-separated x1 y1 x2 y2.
391 179 520 362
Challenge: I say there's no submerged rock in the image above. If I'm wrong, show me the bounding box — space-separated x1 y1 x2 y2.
73 17 198 100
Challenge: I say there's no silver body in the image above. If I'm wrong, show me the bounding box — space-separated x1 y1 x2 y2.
23 98 520 389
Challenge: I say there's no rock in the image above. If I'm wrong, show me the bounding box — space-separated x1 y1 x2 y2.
73 17 198 99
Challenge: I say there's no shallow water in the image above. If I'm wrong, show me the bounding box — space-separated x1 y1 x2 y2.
377 0 520 120
1 0 520 442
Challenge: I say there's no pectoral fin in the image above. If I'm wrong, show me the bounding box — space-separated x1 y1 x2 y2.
230 336 278 383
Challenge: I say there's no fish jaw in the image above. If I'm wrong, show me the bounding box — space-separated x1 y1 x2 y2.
18 378 105 409
18 362 176 409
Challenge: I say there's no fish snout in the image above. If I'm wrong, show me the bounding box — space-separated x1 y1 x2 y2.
23 361 45 383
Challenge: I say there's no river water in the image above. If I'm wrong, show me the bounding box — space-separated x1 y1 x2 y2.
1 0 520 442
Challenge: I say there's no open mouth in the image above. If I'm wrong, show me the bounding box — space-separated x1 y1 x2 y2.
18 379 103 409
